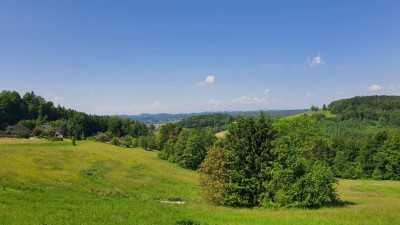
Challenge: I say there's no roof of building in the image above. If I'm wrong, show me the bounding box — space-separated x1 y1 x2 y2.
40 124 61 131
6 124 33 134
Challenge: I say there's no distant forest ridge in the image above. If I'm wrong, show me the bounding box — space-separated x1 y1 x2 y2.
116 109 309 124
328 95 400 126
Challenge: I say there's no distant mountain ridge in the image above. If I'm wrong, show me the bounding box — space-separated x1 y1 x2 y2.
116 109 308 124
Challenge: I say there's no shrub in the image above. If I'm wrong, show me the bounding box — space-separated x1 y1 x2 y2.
122 135 133 148
110 137 120 146
33 127 42 136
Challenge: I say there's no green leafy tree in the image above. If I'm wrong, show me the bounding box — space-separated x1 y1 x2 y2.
373 130 400 180
262 116 339 207
198 147 230 204
224 112 274 207
179 129 215 170
156 123 182 150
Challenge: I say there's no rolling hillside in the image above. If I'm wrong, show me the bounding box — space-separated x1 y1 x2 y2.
117 110 308 125
1 138 400 224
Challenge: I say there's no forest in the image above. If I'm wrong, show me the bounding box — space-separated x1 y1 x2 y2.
0 90 151 141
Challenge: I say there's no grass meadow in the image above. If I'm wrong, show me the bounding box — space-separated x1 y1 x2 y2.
0 138 399 225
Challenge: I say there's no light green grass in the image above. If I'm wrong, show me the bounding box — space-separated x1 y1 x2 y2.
215 130 228 138
289 110 337 119
1 138 399 225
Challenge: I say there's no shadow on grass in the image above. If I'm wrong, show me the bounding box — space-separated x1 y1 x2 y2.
324 200 356 208
176 220 208 225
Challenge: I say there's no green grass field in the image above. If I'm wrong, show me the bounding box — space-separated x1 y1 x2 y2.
290 110 337 119
1 138 399 225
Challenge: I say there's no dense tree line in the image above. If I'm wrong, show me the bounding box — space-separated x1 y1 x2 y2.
176 113 234 133
0 90 151 140
328 95 400 126
327 127 400 180
157 123 216 170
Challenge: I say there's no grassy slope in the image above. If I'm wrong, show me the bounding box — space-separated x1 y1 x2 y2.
215 130 228 138
289 110 337 118
1 139 400 225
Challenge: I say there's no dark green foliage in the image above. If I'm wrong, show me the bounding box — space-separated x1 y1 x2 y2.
0 130 30 139
158 139 175 160
139 135 157 150
261 116 338 208
288 163 337 207
177 113 234 133
179 129 215 169
319 116 400 180
0 91 28 129
156 123 182 150
311 113 326 120
310 105 319 111
159 128 216 170
0 90 151 141
372 130 400 180
224 112 274 207
199 114 339 208
71 136 76 145
122 135 133 148
175 220 205 225
110 137 121 146
19 119 38 130
355 131 387 178
328 95 400 126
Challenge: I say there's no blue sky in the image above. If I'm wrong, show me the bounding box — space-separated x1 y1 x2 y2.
1 1 400 115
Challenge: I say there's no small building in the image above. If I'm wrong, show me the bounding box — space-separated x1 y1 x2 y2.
40 124 63 138
6 124 33 135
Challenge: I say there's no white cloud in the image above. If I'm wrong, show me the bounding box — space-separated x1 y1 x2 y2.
309 52 325 67
264 88 270 96
302 93 313 101
197 75 215 86
368 84 384 91
237 96 263 105
208 99 223 108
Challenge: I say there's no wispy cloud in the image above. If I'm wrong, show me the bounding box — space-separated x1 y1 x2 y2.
368 84 384 91
206 88 277 108
304 92 312 99
197 75 215 86
264 88 270 96
237 96 264 105
308 52 325 67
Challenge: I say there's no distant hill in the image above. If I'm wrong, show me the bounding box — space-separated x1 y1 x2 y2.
117 109 308 124
117 112 211 124
328 95 400 126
